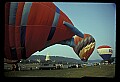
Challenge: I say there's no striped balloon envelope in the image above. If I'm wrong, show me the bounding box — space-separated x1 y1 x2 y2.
73 34 96 62
97 45 113 61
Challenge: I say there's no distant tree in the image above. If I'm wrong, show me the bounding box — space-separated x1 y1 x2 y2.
108 57 115 63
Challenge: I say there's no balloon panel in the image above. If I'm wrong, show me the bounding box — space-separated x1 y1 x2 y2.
97 45 111 49
99 54 112 61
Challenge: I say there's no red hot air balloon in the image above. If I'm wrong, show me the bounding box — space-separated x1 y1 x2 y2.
4 2 95 65
97 45 113 61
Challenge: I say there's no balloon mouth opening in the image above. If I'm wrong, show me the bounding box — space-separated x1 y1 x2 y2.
81 58 88 62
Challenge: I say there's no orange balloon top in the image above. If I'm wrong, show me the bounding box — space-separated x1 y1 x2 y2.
74 34 91 45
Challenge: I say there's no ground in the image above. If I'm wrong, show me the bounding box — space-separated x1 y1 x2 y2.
4 64 115 78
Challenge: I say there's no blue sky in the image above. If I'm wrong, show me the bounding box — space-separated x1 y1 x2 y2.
32 2 116 60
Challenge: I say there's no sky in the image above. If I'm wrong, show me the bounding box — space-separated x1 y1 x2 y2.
32 2 116 60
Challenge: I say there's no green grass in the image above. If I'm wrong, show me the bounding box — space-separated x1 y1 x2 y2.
4 64 115 78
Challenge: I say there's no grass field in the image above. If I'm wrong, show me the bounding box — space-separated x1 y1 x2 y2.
4 64 115 78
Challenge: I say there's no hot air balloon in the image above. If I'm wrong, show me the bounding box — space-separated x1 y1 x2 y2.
97 45 113 61
73 34 96 62
4 2 95 66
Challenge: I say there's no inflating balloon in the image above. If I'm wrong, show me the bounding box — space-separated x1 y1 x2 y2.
97 45 113 61
4 2 95 64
